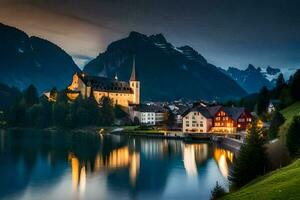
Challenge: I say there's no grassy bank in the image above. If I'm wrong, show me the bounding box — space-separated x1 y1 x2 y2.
279 102 300 143
222 158 300 200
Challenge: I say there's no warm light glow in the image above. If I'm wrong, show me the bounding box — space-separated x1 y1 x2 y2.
213 148 234 178
183 144 198 177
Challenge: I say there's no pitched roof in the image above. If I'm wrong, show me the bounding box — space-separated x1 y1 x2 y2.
223 107 246 121
136 104 167 113
206 105 222 116
79 74 133 93
181 106 212 118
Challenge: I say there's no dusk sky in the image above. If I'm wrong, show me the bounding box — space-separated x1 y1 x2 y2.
1 0 300 70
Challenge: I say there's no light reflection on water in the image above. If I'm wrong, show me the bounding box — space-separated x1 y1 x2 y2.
0 130 235 200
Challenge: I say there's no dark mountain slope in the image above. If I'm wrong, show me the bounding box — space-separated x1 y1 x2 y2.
0 23 81 92
84 32 246 101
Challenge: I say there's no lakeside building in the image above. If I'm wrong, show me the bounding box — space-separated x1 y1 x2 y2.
66 59 140 108
129 104 168 125
182 106 252 134
182 107 212 133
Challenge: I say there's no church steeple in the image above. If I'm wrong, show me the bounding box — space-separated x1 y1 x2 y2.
129 55 140 105
130 55 138 81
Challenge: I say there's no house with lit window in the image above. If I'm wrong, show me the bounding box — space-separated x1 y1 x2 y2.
182 105 252 134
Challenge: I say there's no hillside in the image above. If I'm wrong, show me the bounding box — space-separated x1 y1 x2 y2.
0 23 81 93
222 158 300 200
279 102 300 141
84 31 247 101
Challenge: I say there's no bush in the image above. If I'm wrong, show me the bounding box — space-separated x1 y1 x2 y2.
286 116 300 155
210 182 226 200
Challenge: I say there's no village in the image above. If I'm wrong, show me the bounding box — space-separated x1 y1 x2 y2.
44 58 279 144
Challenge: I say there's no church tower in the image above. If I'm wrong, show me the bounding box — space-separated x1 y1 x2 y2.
130 56 140 105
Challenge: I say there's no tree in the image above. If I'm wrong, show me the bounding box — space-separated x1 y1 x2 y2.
56 90 69 103
276 73 285 89
52 102 68 127
133 116 140 125
8 101 27 127
230 122 268 187
290 69 300 101
274 73 285 99
167 110 175 128
99 97 114 126
257 86 270 116
210 182 226 200
268 110 285 139
286 116 300 155
114 105 128 119
23 84 39 107
279 86 293 108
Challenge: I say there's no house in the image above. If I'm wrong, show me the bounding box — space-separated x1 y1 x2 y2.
66 58 140 108
129 104 168 125
268 99 280 113
182 105 252 134
182 107 213 133
210 107 252 133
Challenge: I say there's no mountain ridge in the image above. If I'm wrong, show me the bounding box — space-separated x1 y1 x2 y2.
84 31 247 101
0 22 81 93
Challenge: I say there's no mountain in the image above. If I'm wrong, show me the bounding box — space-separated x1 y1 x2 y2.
84 31 246 101
0 23 81 93
220 64 280 94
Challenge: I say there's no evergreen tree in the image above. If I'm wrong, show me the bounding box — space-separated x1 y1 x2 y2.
8 97 27 127
279 86 293 108
257 86 270 116
52 102 68 127
99 97 114 126
230 122 268 187
274 73 285 99
167 109 175 128
286 116 300 155
210 182 226 200
23 84 39 107
276 73 285 89
290 69 300 101
268 110 285 139
114 105 128 119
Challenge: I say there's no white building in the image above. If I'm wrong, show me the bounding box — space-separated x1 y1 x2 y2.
129 104 168 125
182 107 212 133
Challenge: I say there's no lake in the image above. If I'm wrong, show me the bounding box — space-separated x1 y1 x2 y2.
0 129 235 200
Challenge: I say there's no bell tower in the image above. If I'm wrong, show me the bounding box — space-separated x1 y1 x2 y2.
130 56 140 105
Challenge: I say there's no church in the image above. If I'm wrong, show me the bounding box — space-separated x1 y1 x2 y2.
67 59 140 108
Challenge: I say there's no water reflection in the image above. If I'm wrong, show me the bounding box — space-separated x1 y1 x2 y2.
0 130 235 200
213 148 234 178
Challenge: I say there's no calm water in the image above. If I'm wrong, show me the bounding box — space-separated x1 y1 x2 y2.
0 129 235 200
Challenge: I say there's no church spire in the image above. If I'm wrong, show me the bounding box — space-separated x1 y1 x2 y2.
130 55 138 81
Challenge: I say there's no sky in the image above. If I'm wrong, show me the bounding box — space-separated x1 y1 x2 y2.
0 0 300 71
